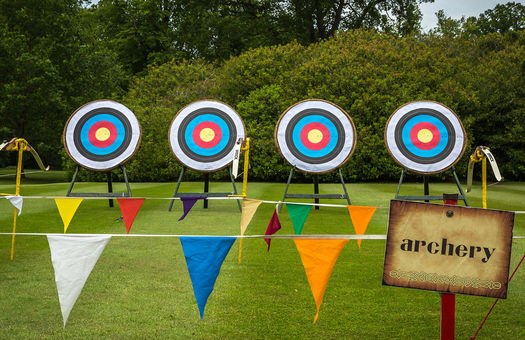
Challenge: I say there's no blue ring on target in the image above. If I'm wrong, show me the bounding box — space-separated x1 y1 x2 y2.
401 115 448 158
184 114 230 156
80 114 126 155
292 115 338 158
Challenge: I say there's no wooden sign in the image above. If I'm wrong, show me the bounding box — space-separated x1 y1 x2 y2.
383 200 514 298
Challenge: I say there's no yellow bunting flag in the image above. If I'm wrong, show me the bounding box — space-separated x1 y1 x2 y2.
347 206 376 248
238 198 263 264
294 239 348 322
55 198 83 233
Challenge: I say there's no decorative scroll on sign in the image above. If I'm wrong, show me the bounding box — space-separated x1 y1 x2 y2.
384 101 467 174
63 100 142 171
274 99 356 174
169 100 246 172
383 200 514 299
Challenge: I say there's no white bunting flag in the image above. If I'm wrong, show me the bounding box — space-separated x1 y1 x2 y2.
47 235 111 327
5 195 23 215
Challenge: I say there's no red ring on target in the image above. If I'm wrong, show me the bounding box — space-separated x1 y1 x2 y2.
192 121 222 149
300 122 330 150
409 122 440 150
88 121 118 148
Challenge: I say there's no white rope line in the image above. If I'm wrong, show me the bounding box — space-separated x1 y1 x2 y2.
0 233 524 239
0 232 386 239
1 195 523 212
5 195 241 200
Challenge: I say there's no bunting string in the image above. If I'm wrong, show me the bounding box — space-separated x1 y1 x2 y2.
0 233 523 239
3 195 525 213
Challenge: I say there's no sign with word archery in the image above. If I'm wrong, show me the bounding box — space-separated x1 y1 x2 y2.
383 200 514 298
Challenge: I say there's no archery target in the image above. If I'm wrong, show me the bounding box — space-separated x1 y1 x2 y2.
275 100 356 173
169 100 246 172
385 101 467 174
63 100 141 171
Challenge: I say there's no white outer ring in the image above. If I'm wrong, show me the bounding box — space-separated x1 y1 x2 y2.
169 100 246 172
276 100 355 173
64 100 141 171
385 101 466 174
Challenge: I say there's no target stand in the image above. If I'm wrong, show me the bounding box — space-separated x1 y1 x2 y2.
66 165 131 207
167 166 242 212
167 100 247 212
63 100 142 207
278 167 351 213
275 100 356 212
385 101 469 206
394 167 469 206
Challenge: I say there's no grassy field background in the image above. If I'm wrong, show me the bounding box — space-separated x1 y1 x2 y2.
1 170 524 339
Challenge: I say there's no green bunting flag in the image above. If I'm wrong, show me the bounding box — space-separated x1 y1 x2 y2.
286 204 312 235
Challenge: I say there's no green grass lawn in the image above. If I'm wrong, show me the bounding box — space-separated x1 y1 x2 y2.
1 172 524 339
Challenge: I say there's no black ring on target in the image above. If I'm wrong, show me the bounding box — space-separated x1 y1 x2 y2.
275 99 356 174
285 109 346 164
169 100 246 172
177 108 237 163
384 100 466 174
73 107 133 161
63 100 142 171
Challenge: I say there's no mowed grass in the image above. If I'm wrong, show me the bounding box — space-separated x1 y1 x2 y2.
0 172 524 339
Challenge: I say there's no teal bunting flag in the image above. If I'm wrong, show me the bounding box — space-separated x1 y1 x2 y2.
286 204 312 235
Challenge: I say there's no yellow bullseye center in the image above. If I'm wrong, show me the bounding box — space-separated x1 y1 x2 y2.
308 129 323 144
95 127 110 141
200 128 215 142
417 129 433 143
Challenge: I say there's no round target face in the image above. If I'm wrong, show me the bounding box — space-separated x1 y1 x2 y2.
385 101 467 174
63 100 141 171
275 100 356 174
169 100 246 172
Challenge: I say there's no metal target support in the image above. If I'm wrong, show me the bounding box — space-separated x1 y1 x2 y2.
167 167 242 212
394 167 469 206
66 165 132 207
278 167 351 213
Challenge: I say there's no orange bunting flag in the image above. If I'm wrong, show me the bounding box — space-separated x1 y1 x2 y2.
238 199 263 264
55 198 83 233
117 198 145 234
347 206 376 248
294 239 348 322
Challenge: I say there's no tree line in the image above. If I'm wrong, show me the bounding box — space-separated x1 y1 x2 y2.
1 1 524 181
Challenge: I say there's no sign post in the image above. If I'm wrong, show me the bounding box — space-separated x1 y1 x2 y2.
441 194 458 340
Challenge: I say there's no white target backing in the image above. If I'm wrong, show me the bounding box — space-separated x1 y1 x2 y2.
275 100 356 174
63 100 142 171
385 101 467 174
169 100 246 172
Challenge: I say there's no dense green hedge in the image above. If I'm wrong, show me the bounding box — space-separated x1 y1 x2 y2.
115 29 524 183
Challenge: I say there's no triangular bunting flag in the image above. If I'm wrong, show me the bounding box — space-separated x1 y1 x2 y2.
240 199 263 235
55 198 83 233
179 196 205 221
117 198 145 233
294 239 349 322
238 199 263 264
5 195 23 215
264 209 282 251
47 235 111 327
180 237 236 319
347 206 377 248
286 204 312 235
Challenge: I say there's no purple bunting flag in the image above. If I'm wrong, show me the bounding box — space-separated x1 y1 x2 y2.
179 196 206 221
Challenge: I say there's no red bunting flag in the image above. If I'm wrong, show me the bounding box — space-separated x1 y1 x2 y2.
264 209 281 251
347 206 376 248
117 198 145 233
